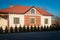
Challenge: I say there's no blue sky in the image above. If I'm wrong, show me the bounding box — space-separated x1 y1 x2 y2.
0 0 60 17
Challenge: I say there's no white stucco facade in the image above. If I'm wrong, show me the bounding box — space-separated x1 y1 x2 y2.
0 17 7 30
9 14 24 27
41 15 52 26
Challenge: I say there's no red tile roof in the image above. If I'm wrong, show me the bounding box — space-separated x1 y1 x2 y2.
0 5 53 16
35 7 53 16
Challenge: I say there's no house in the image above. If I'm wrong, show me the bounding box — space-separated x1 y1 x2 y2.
52 17 60 26
0 5 53 30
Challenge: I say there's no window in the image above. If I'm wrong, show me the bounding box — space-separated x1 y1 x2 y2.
14 17 19 24
30 18 35 23
31 9 35 14
45 19 48 24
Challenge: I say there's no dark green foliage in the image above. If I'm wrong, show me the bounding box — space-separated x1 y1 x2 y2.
50 25 55 31
34 26 36 32
23 25 26 32
0 27 3 33
0 24 60 33
5 26 8 33
15 25 18 32
10 26 13 33
19 25 22 32
58 26 60 30
46 26 49 31
44 26 47 31
27 26 29 32
52 25 55 31
55 24 60 31
41 26 43 31
50 25 52 31
37 26 40 31
30 25 33 32
50 25 54 31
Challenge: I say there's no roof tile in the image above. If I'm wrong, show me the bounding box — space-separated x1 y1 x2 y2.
0 5 53 16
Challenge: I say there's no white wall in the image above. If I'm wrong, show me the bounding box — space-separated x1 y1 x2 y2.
41 15 52 26
0 17 7 30
9 14 24 27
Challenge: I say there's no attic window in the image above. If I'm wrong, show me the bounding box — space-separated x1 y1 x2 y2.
31 9 35 14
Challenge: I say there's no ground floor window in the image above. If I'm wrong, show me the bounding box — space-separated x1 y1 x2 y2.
30 17 35 24
14 17 19 24
45 18 48 24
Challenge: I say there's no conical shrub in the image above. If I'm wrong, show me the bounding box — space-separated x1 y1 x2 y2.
27 25 29 32
15 25 18 33
5 26 8 33
19 25 22 32
0 27 3 34
30 25 33 32
44 26 47 31
34 25 36 32
46 26 49 31
10 26 13 33
37 26 40 31
41 26 43 31
23 25 26 32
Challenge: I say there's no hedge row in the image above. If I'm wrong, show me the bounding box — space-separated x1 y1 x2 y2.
0 25 60 34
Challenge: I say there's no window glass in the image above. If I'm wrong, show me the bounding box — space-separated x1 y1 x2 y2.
14 17 19 24
45 19 48 24
30 18 35 23
31 9 35 14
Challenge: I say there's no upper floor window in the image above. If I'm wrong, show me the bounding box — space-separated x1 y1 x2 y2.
31 9 35 14
14 17 19 24
45 19 48 24
30 18 35 23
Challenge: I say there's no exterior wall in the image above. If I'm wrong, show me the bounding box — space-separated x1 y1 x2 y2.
0 17 7 30
25 8 41 26
9 14 24 27
41 15 52 26
9 7 52 27
25 15 41 26
25 7 52 26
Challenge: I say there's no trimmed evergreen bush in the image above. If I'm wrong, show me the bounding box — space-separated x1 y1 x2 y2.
34 25 36 32
49 25 51 31
0 27 3 34
50 25 52 31
52 25 55 31
19 25 22 32
46 26 49 31
10 26 13 33
30 25 33 32
15 25 18 33
44 26 47 31
50 25 54 31
27 25 29 32
23 25 26 32
41 26 43 31
37 26 40 31
5 26 8 33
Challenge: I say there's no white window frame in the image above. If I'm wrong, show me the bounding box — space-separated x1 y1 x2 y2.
44 18 48 24
14 17 20 24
